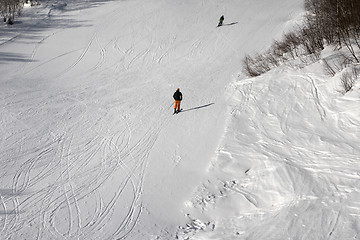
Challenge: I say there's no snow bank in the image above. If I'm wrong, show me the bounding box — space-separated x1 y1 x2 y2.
178 50 360 240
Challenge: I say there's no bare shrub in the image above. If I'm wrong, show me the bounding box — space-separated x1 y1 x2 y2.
243 53 277 77
323 52 352 76
254 53 273 74
340 70 356 93
351 65 360 79
261 50 280 68
299 52 321 65
333 53 352 72
243 55 260 77
242 0 360 77
323 58 336 76
299 23 324 55
0 0 25 23
305 0 360 61
283 32 301 59
242 24 323 76
272 40 289 59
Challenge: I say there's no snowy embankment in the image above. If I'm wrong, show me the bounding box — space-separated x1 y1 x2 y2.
179 62 360 239
0 0 359 239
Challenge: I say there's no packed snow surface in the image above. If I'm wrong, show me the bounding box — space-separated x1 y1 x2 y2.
0 0 359 239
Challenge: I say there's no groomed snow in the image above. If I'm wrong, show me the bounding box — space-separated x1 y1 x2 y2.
0 0 359 239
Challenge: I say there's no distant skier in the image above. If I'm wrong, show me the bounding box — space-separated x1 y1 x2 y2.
173 88 182 114
218 15 224 27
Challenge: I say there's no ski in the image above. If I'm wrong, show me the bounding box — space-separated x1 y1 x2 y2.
173 109 183 114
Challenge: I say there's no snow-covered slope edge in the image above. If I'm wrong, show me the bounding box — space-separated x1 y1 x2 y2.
177 36 360 240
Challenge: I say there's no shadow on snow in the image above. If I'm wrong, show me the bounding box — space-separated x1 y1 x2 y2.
181 103 214 113
0 189 25 196
0 0 111 50
0 189 28 214
0 52 37 63
222 22 239 27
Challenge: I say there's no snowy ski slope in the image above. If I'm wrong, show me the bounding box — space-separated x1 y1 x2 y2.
0 0 359 239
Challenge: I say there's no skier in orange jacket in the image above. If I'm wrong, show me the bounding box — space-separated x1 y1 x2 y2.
173 88 182 114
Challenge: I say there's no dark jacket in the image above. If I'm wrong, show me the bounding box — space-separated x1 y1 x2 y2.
173 90 182 101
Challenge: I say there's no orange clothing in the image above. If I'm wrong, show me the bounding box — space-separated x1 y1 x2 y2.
174 100 181 111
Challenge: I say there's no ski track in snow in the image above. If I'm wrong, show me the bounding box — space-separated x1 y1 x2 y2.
0 88 172 239
0 1 174 237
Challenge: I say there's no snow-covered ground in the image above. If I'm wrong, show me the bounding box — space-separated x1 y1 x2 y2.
0 0 359 239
